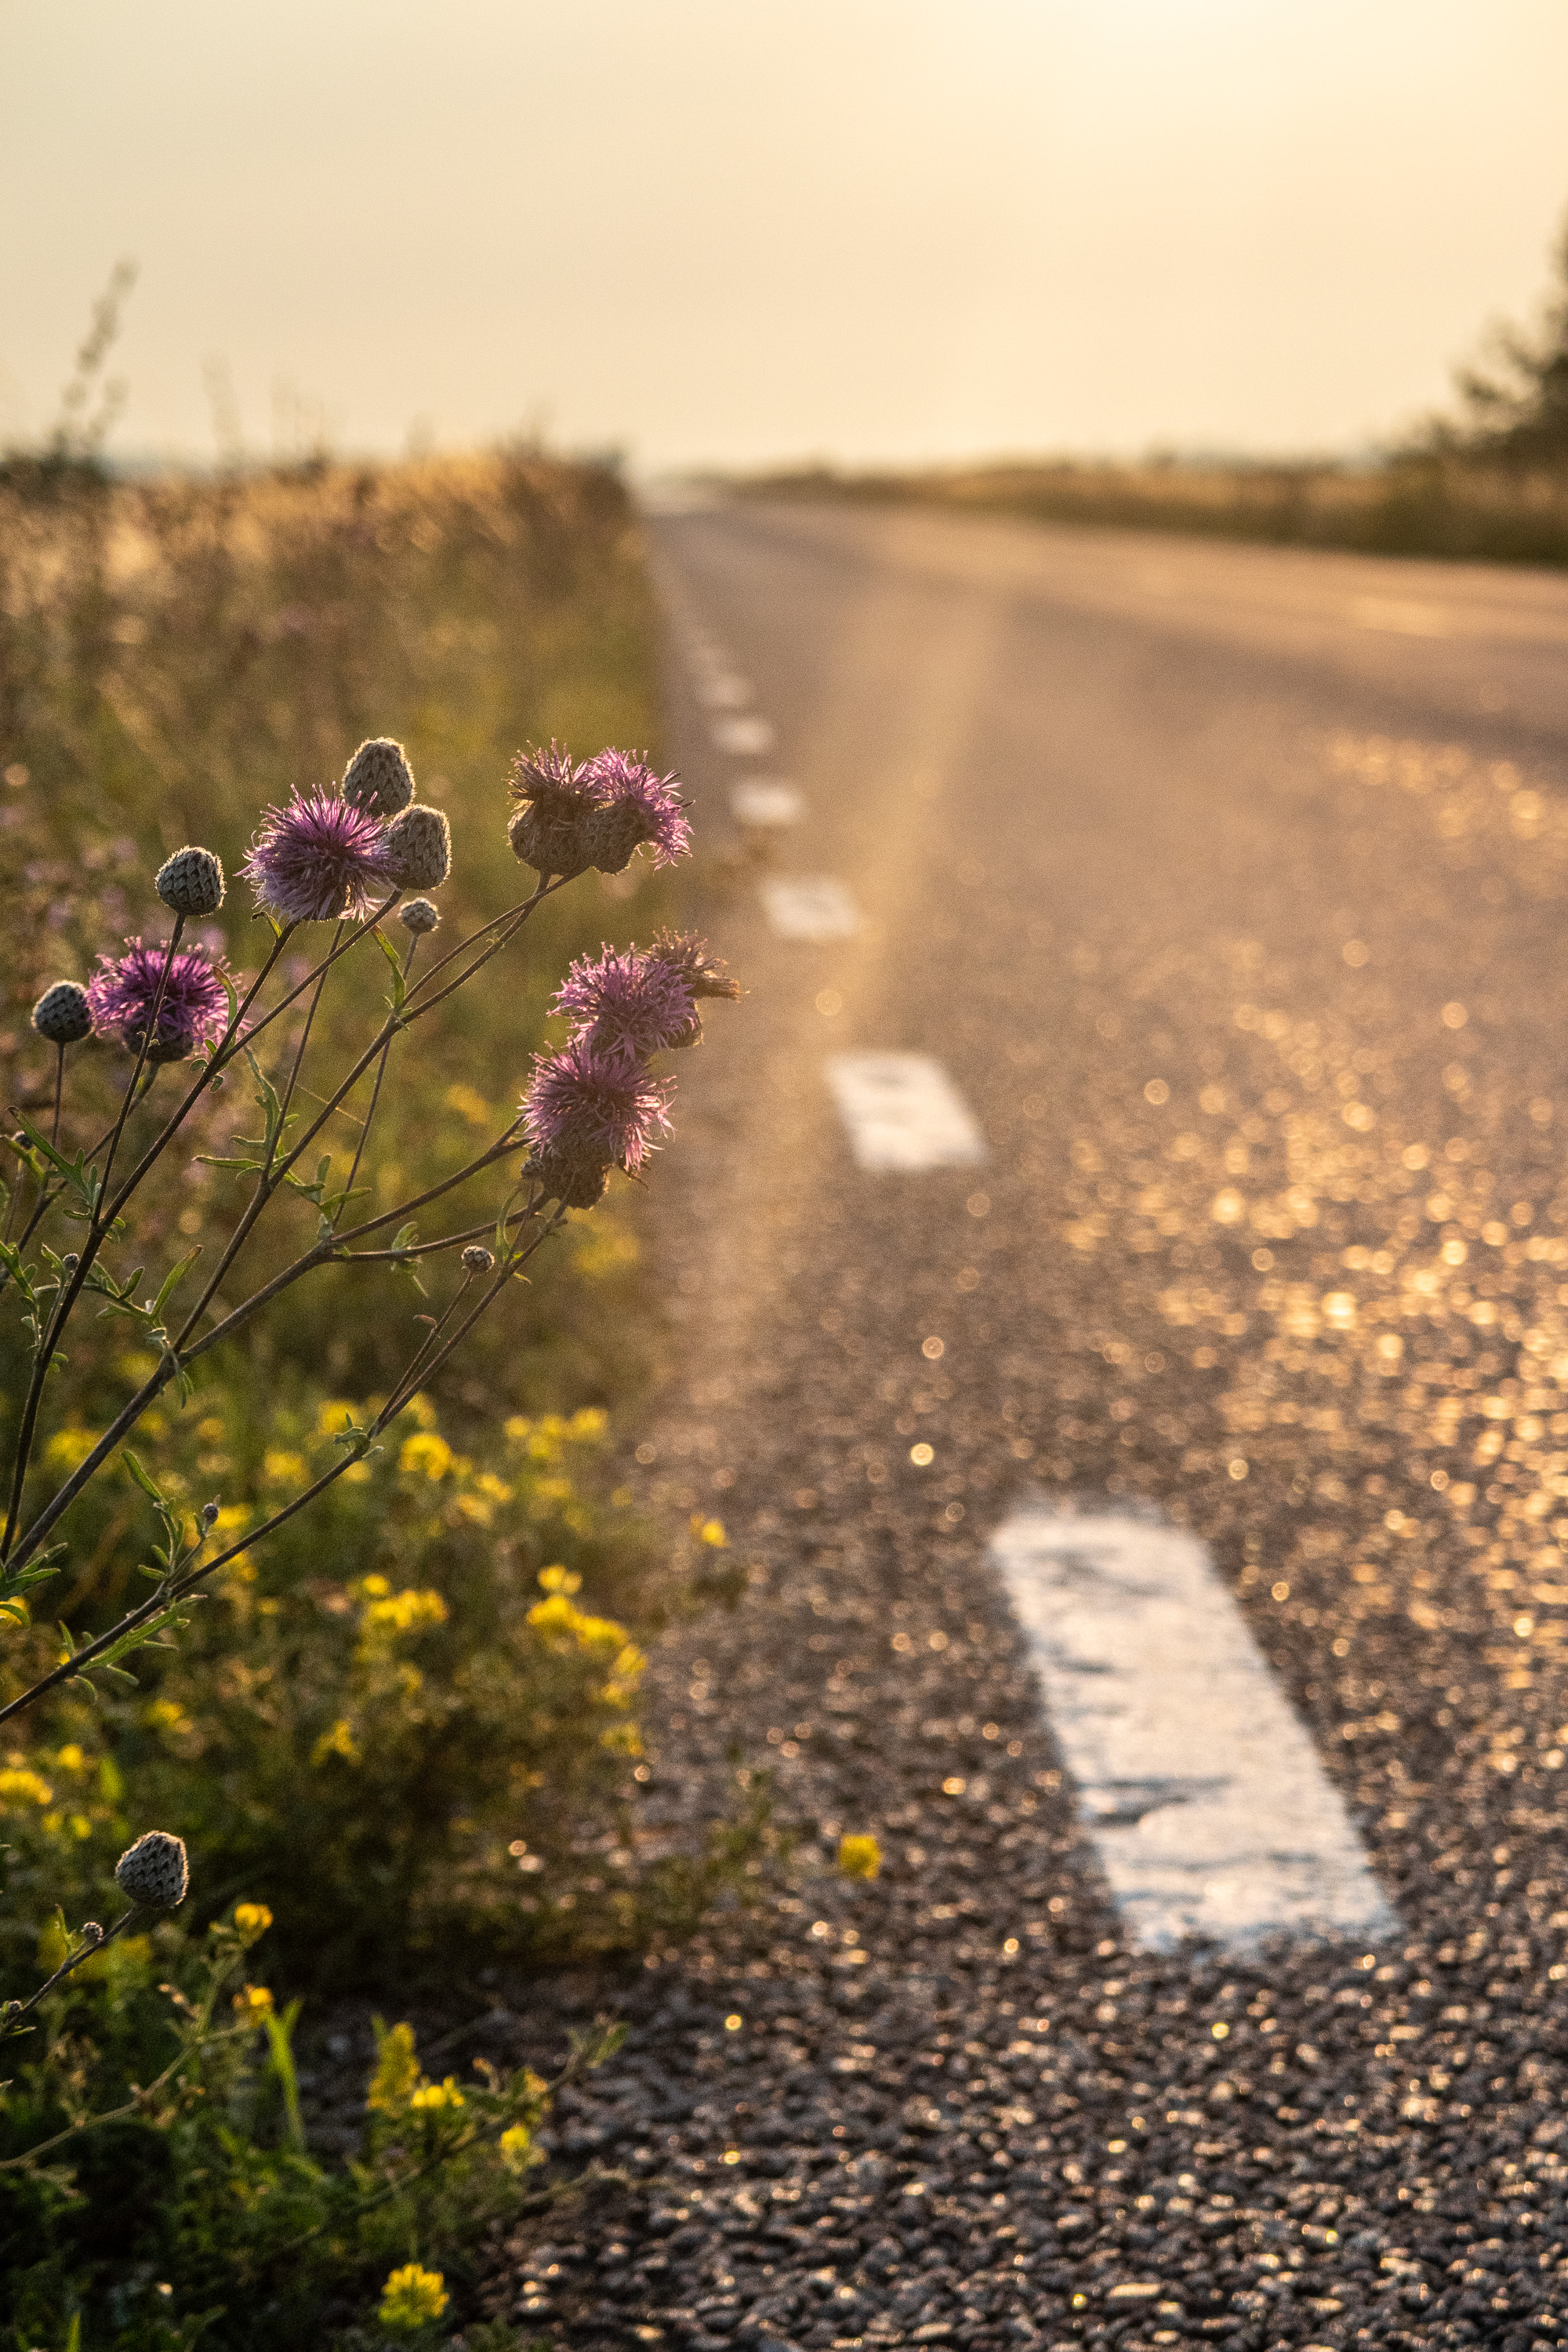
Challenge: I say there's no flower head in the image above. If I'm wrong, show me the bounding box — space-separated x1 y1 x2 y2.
837 1832 883 1882
522 1036 673 1202
648 927 741 1001
383 803 450 890
87 938 229 1064
398 898 441 935
581 748 691 872
551 946 696 1067
506 740 601 877
31 980 94 1047
377 2264 448 2332
343 736 416 818
114 1829 190 1911
155 844 226 917
241 789 396 925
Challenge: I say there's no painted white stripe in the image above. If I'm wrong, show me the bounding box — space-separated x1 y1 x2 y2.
826 1052 985 1171
712 713 776 757
761 876 861 942
696 673 753 711
731 779 804 829
990 1505 1396 1953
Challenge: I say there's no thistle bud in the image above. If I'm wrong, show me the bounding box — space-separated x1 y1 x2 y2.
528 1150 610 1210
343 737 416 818
201 1499 220 1528
31 982 94 1047
506 744 597 879
583 798 646 877
383 804 451 891
398 898 441 935
155 845 226 917
114 1830 190 1912
461 1245 495 1275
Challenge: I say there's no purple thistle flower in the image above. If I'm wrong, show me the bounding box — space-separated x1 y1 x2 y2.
241 789 397 925
551 946 697 1067
521 1036 673 1181
86 937 230 1064
648 928 741 1002
506 741 601 878
580 749 692 872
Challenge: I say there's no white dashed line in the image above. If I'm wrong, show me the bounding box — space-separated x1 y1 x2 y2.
825 1053 986 1171
731 779 805 830
990 1504 1396 1954
712 713 777 757
761 877 861 942
695 673 753 711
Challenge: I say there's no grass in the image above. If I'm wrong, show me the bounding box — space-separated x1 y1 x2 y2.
739 449 1568 568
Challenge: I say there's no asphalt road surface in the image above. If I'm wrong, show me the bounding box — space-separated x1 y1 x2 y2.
506 501 1568 2352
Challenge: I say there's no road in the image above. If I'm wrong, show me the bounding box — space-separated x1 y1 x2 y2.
517 503 1568 2352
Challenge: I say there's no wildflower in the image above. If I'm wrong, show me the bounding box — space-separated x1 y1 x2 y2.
241 788 396 924
461 1244 495 1275
367 2019 420 2113
0 1766 53 1809
398 896 441 935
649 927 742 1001
87 938 228 1063
234 1901 273 1939
154 844 226 916
498 2122 533 2172
343 735 416 817
383 803 451 890
580 747 691 872
408 2075 465 2111
114 1829 190 1911
233 1982 275 2020
377 2263 448 2331
551 946 695 1068
838 1833 882 1881
506 740 601 878
31 980 94 1046
521 1036 673 1207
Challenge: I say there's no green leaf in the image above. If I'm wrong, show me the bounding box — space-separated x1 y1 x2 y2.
121 1449 166 1506
373 925 408 1014
152 1246 201 1322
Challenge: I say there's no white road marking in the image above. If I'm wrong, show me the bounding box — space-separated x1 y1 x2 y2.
696 673 753 711
761 876 862 942
826 1052 986 1171
991 1504 1396 1953
731 779 804 829
712 713 777 757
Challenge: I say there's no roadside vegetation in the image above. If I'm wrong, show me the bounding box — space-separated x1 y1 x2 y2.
0 436 758 2348
745 210 1568 568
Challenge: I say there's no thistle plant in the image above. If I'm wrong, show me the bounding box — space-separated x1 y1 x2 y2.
0 736 735 1734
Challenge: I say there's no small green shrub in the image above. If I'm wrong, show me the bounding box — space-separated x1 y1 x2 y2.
0 1897 619 2350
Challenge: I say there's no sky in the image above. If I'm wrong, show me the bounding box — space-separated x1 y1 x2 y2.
2 0 1566 473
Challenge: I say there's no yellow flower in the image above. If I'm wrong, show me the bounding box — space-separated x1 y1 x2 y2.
234 1902 274 1939
377 2263 448 2330
314 1399 358 1437
234 1982 274 2020
367 2020 420 2114
537 1563 581 1595
398 1430 452 1482
0 1766 53 1810
53 1744 87 1775
312 1718 361 1767
445 1080 492 1127
838 1833 883 1882
498 2122 533 2173
45 1425 100 1472
408 2075 465 2111
691 1515 728 1548
262 1447 307 1486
